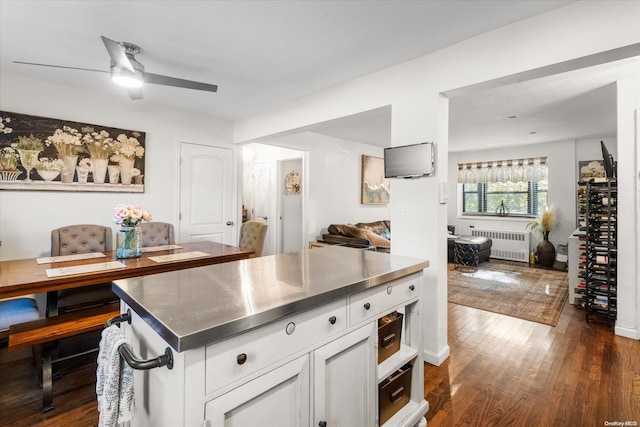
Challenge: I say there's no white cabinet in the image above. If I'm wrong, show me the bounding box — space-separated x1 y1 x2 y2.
122 271 427 427
313 323 376 427
205 355 310 426
204 298 346 395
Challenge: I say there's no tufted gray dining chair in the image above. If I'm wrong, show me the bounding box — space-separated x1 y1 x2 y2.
139 222 175 247
50 224 118 315
238 220 268 258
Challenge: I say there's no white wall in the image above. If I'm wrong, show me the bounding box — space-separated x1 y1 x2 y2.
252 132 390 245
233 1 640 360
0 74 234 260
447 137 618 251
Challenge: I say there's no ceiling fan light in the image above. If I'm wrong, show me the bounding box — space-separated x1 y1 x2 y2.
111 66 143 88
112 74 143 88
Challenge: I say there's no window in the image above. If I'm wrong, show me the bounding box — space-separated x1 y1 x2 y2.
458 158 548 217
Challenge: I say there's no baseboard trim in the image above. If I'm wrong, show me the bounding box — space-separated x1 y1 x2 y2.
615 324 640 340
423 344 450 366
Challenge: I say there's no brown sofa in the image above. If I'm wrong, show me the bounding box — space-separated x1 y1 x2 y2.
321 220 391 251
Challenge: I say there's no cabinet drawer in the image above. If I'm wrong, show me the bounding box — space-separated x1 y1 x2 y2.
349 273 419 326
205 298 347 394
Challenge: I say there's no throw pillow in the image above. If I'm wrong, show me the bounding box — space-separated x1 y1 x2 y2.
363 230 391 248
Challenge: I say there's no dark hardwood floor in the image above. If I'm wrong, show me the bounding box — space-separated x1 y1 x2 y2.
0 349 99 427
1 299 638 426
425 302 640 426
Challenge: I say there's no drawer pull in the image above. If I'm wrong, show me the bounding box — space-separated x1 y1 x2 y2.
382 332 396 349
319 421 327 427
328 316 337 325
236 353 247 365
390 386 405 403
364 302 371 310
285 322 296 335
409 284 415 291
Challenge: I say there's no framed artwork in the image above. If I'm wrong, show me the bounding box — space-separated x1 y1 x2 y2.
284 170 301 195
0 111 145 192
578 160 605 183
361 155 390 204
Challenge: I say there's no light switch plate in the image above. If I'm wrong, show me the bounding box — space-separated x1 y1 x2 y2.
439 182 448 204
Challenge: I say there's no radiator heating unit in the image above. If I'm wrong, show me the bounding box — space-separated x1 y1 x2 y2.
471 228 530 263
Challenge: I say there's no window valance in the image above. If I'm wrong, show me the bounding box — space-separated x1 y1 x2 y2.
457 157 547 184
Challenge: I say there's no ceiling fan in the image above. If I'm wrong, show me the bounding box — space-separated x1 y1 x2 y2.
14 36 218 100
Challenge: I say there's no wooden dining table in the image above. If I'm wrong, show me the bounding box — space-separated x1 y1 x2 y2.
1 240 253 413
0 240 254 300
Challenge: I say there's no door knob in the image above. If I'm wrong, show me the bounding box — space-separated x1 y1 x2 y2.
226 221 234 226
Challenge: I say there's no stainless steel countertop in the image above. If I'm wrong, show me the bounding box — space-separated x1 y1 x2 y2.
112 246 429 352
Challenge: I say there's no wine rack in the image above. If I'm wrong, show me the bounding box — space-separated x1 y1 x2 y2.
580 178 617 325
577 183 586 226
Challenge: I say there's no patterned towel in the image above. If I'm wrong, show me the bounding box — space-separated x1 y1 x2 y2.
96 325 135 427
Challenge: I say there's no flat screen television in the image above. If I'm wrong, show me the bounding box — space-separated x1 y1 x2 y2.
384 142 434 178
600 140 616 178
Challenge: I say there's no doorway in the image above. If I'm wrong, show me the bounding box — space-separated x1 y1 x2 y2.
278 158 303 253
242 143 306 255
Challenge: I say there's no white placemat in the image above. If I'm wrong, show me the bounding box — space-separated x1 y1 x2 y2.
37 252 106 264
148 251 210 263
45 261 126 278
141 245 183 253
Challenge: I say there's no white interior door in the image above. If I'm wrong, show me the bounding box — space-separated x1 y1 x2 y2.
179 142 233 243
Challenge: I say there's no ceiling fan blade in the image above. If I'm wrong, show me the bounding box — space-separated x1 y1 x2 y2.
144 72 218 93
101 35 135 73
126 87 143 100
13 61 108 74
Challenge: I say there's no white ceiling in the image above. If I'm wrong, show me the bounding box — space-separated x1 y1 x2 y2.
1 1 572 121
2 1 635 151
448 56 640 152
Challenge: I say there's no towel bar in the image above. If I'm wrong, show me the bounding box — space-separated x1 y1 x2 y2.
105 309 174 370
106 309 132 327
120 343 174 370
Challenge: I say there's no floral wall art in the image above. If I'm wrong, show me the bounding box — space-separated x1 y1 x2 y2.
0 111 145 192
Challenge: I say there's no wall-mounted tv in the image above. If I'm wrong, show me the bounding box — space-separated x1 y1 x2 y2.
384 142 434 178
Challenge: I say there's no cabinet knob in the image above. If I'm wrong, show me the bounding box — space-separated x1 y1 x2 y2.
236 353 247 365
409 284 415 291
328 316 337 325
319 422 327 427
364 302 371 310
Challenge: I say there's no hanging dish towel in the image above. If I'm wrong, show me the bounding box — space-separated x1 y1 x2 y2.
96 324 135 427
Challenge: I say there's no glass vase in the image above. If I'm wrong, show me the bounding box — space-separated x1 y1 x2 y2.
116 226 142 259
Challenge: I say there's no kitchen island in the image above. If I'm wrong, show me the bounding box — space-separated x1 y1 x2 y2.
112 245 429 426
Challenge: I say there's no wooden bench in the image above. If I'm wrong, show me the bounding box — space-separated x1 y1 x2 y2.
9 303 120 412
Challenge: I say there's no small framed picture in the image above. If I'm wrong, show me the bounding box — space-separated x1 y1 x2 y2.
578 160 605 183
361 155 390 205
